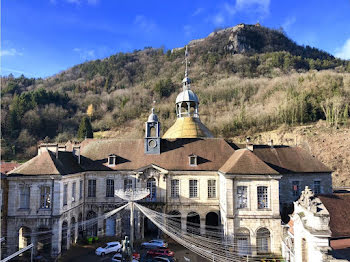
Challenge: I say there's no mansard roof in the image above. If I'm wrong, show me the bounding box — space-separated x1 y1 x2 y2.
7 150 83 176
318 193 350 238
80 138 234 171
219 148 279 175
7 138 331 176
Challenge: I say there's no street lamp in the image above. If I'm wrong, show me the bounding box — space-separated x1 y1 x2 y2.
115 188 150 260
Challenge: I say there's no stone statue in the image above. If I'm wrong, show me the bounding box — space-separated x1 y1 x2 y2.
121 236 132 262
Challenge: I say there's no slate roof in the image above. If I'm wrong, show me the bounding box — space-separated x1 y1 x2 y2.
7 138 331 176
251 146 332 173
219 149 279 175
318 194 350 238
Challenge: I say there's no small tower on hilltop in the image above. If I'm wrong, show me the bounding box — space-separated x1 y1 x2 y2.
144 108 161 154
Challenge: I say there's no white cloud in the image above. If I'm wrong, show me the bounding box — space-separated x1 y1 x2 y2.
87 0 99 5
184 25 193 37
335 38 350 60
211 0 271 26
1 67 35 76
0 48 23 57
66 0 81 4
134 15 156 33
73 48 95 60
235 0 270 14
282 16 296 32
213 14 225 26
192 7 204 17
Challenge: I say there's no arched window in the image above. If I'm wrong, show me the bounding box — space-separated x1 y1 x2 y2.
187 212 200 234
257 227 270 254
18 226 31 250
235 228 250 256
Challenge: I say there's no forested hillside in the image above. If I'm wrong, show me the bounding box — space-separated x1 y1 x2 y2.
1 24 350 166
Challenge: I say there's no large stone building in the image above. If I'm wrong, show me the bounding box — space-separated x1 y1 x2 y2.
3 50 333 260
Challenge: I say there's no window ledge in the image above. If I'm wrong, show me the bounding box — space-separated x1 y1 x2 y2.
257 208 271 211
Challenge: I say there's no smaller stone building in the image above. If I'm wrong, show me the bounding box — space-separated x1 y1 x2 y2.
282 187 350 262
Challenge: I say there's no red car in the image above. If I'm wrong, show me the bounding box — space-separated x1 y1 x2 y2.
147 249 174 257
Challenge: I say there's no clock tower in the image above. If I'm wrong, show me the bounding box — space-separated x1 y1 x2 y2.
144 108 161 154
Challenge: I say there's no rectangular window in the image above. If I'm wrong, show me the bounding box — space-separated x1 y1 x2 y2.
314 181 321 194
189 179 198 198
257 186 268 209
292 181 300 197
40 186 51 209
63 184 68 206
208 180 216 198
88 180 96 197
171 179 179 198
72 182 76 202
189 156 197 166
237 186 248 209
20 186 30 209
106 179 115 197
124 179 133 190
79 180 83 200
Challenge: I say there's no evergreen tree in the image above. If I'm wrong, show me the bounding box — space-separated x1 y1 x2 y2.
77 116 93 139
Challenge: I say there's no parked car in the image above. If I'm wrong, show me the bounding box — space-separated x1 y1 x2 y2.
141 239 168 249
147 248 174 257
153 256 177 262
95 241 121 256
111 253 139 262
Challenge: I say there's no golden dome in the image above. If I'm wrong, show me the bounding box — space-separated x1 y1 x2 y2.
163 116 214 139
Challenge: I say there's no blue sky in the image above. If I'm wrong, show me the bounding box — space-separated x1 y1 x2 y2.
1 0 350 78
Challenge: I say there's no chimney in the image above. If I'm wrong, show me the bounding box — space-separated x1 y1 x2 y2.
246 137 254 151
268 139 274 148
73 146 81 164
38 143 59 158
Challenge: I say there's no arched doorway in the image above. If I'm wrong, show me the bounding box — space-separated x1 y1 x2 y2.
106 216 116 236
256 227 271 254
144 216 158 237
86 211 98 237
186 212 200 234
167 210 181 232
37 227 52 256
61 221 68 252
19 226 31 250
147 178 156 201
78 213 83 240
70 217 76 245
205 212 220 238
235 228 251 256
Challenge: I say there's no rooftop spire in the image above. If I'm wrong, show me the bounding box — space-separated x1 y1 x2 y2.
185 45 189 77
182 45 191 90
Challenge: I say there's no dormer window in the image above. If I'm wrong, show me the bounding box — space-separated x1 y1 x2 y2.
189 154 197 166
108 154 117 166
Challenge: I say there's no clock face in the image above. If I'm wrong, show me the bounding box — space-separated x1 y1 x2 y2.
148 139 157 148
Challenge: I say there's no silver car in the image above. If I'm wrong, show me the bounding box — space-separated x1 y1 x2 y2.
141 239 168 249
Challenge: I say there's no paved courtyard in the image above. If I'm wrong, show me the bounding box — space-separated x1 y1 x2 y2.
59 236 207 262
